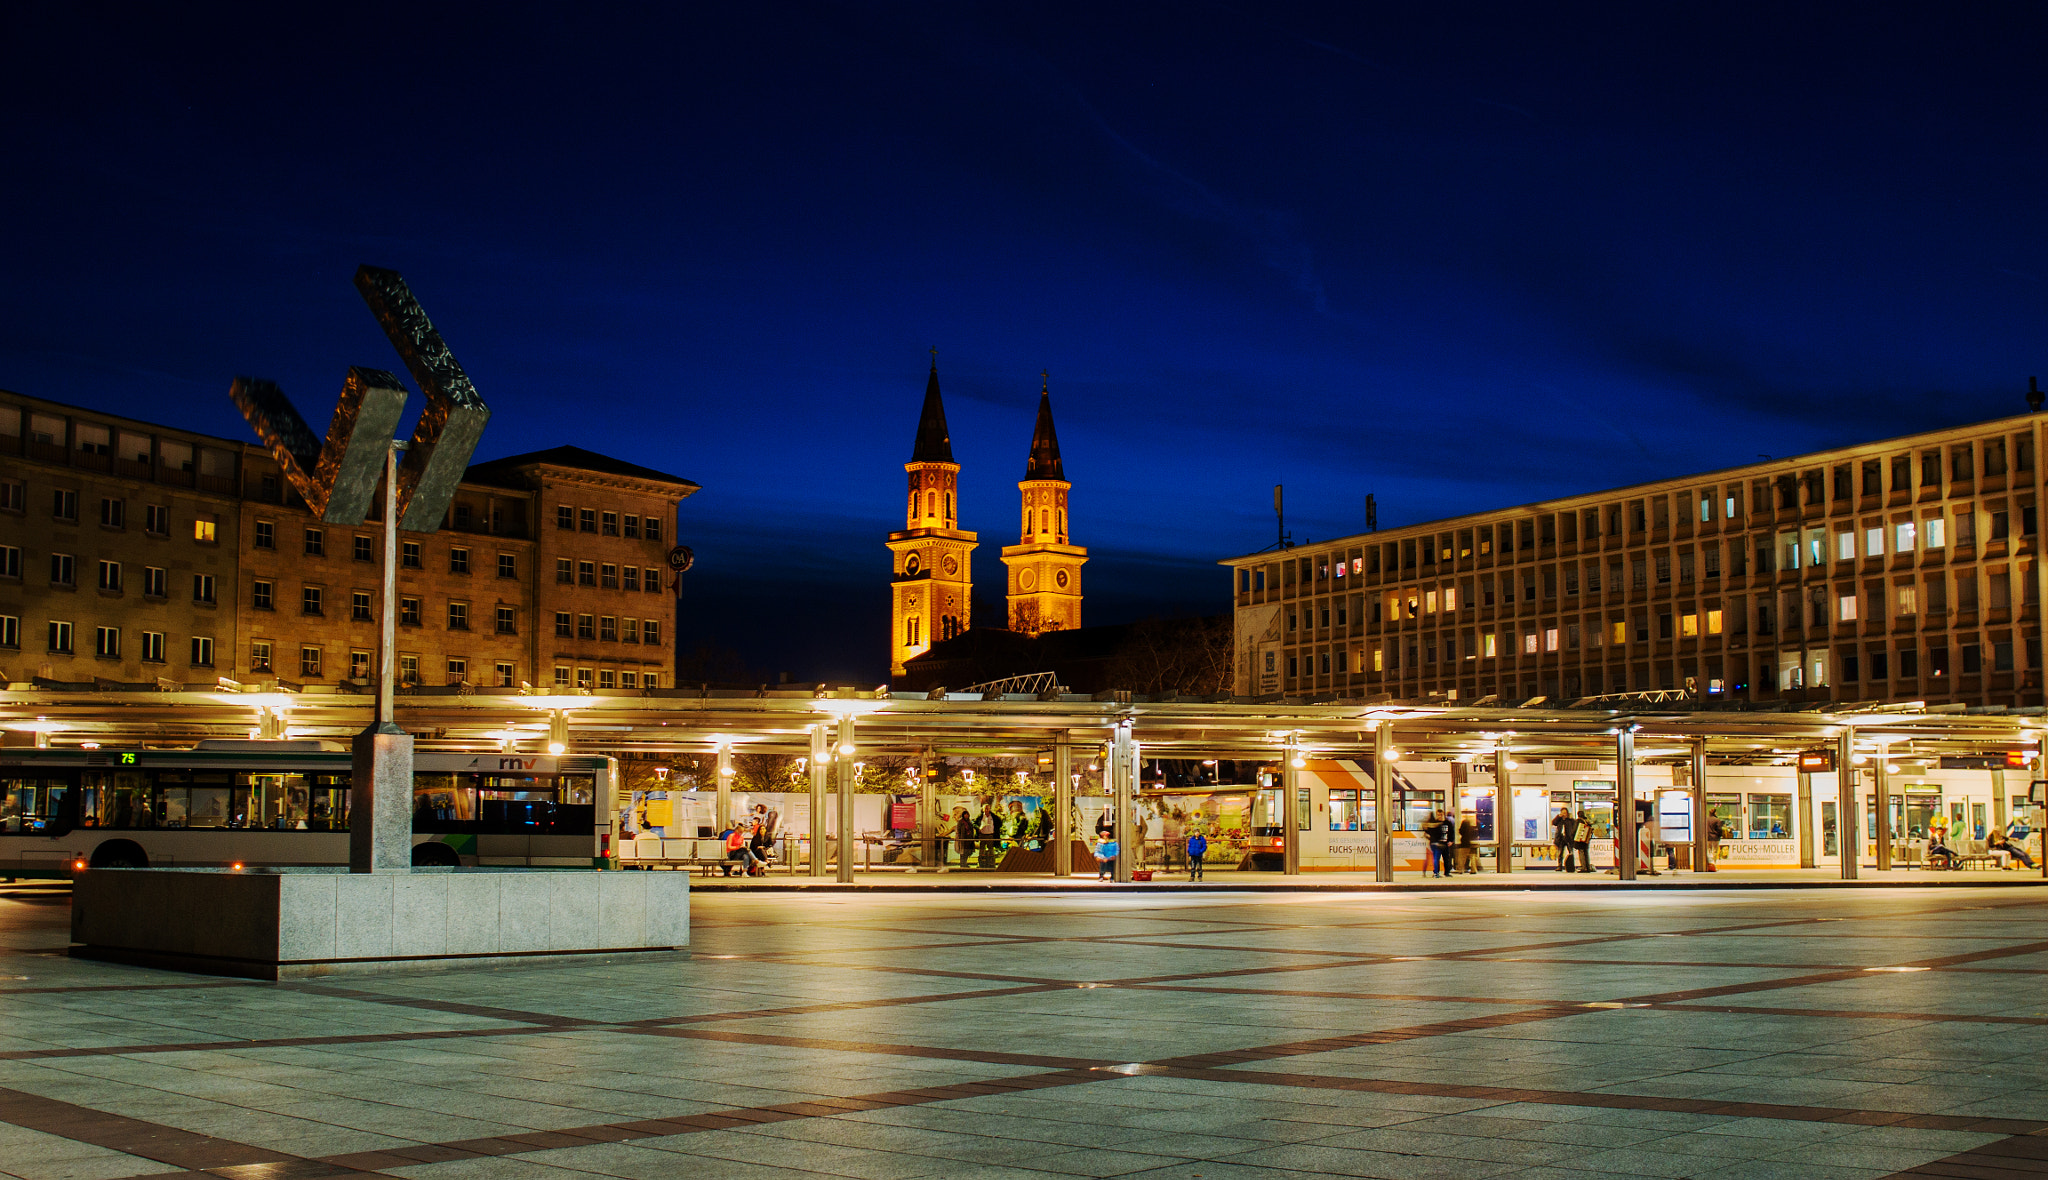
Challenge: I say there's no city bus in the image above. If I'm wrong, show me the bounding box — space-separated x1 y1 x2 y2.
0 740 619 876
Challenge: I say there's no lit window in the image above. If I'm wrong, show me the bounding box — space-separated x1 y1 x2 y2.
1680 613 1698 637
1865 527 1883 558
193 518 216 543
1836 531 1854 561
1838 595 1857 622
1895 521 1915 553
1924 517 1945 549
1706 608 1723 634
1523 632 1537 654
1544 628 1559 652
1897 586 1917 616
1481 633 1496 658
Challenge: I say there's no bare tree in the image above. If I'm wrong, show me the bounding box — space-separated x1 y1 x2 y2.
1106 615 1232 696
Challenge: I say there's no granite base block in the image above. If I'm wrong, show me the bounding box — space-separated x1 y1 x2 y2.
70 868 689 979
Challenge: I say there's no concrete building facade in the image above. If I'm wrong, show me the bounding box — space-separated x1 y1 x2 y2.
1223 411 2048 708
0 393 696 692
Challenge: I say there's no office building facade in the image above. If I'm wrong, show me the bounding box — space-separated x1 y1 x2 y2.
1224 412 2046 708
0 394 696 693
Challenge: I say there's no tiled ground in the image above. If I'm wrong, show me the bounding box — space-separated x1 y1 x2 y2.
3 885 2048 1179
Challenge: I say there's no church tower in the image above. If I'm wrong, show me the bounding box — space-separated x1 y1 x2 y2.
887 354 978 678
1001 375 1086 636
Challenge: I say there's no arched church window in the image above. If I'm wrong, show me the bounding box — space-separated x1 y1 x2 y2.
945 493 953 520
926 492 935 517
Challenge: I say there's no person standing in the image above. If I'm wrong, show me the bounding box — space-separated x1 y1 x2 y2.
1426 809 1455 878
1704 809 1725 872
1552 806 1576 872
1186 830 1208 881
1456 813 1479 874
1572 807 1594 873
1094 831 1118 881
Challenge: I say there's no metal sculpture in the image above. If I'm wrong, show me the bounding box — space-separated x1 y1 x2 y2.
231 266 490 532
229 266 491 873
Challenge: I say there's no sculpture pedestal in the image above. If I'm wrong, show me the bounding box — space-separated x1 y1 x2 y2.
70 868 688 979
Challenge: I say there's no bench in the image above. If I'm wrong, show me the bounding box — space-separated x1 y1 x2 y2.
621 836 786 875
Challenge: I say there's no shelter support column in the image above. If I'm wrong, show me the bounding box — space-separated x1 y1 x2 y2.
1055 737 1073 877
715 740 732 833
1281 739 1301 875
1373 724 1393 882
1111 718 1136 884
1616 727 1637 881
1838 729 1859 880
1493 744 1512 874
1874 752 1891 872
1691 738 1707 875
808 724 828 876
836 715 857 882
1796 763 1815 869
918 747 934 869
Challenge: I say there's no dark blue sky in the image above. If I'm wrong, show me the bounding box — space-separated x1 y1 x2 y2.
4 4 2045 682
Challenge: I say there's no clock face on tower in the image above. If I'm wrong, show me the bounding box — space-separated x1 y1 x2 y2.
904 553 920 576
1056 569 1070 588
941 554 959 576
1020 569 1037 591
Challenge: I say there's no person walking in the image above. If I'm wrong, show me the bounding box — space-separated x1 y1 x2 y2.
1456 813 1479 874
1094 831 1118 881
1186 830 1208 881
953 806 977 871
1704 809 1725 872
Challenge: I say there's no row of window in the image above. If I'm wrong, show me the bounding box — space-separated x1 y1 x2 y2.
555 505 663 541
551 665 661 690
252 523 522 578
554 559 665 593
247 643 521 686
5 482 207 540
247 581 520 634
1277 636 2031 689
15 617 205 666
1295 564 2033 643
7 550 211 601
1247 475 2038 592
550 612 663 645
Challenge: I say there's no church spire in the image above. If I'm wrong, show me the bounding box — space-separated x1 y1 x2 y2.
1024 371 1063 481
909 348 954 463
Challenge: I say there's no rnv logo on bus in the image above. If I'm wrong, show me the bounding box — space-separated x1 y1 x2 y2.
497 758 538 770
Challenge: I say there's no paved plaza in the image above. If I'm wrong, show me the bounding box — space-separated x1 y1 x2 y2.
4 886 2048 1179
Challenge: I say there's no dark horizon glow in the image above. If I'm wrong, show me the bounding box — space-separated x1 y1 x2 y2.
2 4 2045 682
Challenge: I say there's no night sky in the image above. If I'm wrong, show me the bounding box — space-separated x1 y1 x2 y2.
4 4 2045 683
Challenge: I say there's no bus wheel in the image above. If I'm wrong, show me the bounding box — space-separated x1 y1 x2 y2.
411 842 461 868
90 840 149 869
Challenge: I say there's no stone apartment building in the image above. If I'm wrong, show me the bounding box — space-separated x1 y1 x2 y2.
1223 410 2048 709
0 394 696 692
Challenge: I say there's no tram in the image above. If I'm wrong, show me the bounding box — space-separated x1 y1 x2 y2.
0 740 619 875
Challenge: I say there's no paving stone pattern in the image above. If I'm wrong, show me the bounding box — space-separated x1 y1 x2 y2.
2 883 2048 1179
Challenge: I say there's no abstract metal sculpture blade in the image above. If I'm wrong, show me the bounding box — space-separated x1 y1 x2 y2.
230 368 408 524
354 265 491 532
315 368 410 525
229 377 325 511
